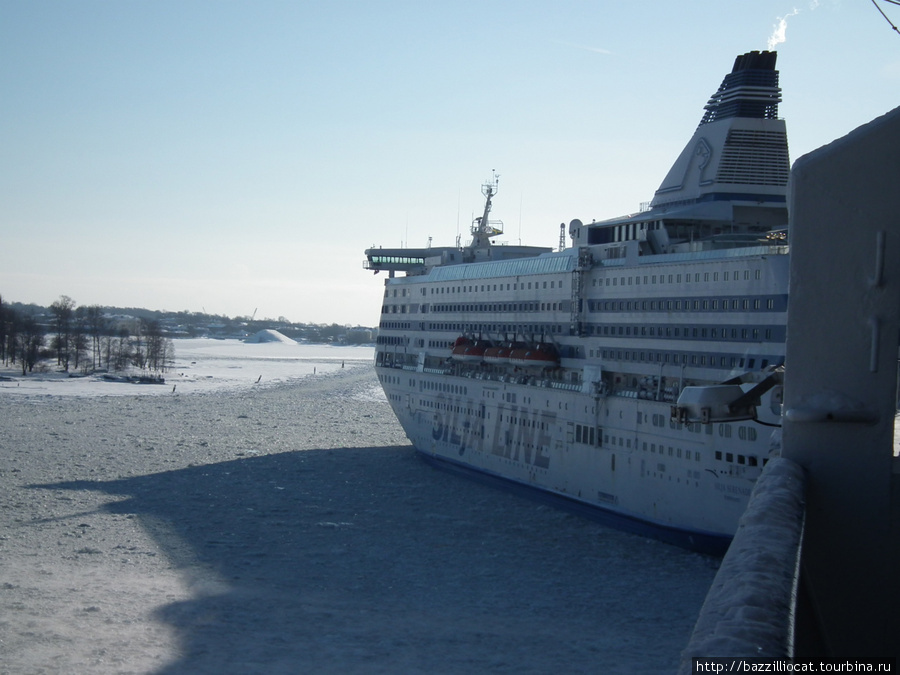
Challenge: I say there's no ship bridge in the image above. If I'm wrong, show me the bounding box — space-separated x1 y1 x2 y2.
363 246 460 277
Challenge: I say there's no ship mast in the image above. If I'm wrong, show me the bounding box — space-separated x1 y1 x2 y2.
470 170 502 249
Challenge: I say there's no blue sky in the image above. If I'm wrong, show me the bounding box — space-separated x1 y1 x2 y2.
2 1 898 326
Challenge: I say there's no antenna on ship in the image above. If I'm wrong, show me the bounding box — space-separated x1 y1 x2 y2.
471 170 502 249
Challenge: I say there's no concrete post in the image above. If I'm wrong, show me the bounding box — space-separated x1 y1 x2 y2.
783 106 900 658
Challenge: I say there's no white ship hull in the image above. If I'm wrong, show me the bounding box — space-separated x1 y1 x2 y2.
365 51 790 553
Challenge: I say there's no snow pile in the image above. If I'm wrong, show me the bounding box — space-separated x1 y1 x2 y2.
244 329 296 344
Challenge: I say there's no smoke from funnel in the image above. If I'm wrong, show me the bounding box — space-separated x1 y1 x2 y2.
767 2 819 50
768 8 800 50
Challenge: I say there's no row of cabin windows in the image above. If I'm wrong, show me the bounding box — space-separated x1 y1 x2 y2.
376 335 409 346
589 296 781 312
425 322 566 335
382 294 783 319
599 348 772 370
502 414 549 431
426 280 565 295
381 293 783 318
420 399 480 418
420 380 468 396
597 268 762 287
593 324 776 341
430 302 564 313
380 317 780 347
715 450 760 466
642 414 758 442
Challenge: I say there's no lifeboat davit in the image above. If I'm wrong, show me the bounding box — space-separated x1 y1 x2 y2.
509 343 560 368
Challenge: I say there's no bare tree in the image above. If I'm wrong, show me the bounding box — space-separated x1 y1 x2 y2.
82 304 107 370
0 294 15 366
15 315 44 375
49 295 76 371
72 307 89 372
141 319 172 372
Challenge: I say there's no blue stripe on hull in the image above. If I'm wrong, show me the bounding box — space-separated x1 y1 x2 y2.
417 449 732 557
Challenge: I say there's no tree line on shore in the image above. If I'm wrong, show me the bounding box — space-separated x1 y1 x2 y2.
1 295 173 377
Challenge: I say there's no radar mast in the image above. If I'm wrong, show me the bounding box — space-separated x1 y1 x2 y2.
470 170 503 248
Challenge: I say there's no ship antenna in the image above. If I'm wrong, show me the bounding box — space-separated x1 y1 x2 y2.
518 193 523 245
471 170 501 248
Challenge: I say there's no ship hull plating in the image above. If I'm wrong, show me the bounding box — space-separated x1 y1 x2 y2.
378 354 774 553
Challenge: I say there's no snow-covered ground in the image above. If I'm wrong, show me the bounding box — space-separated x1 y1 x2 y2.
0 338 377 398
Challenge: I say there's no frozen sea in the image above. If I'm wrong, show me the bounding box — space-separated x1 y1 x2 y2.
0 339 719 673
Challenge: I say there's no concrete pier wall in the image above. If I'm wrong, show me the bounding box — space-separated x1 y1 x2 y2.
678 458 806 672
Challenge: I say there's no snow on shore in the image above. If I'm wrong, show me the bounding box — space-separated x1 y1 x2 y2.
0 338 376 398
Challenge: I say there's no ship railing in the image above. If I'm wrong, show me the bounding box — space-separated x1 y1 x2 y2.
548 381 580 391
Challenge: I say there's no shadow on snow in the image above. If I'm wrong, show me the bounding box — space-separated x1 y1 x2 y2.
31 446 713 675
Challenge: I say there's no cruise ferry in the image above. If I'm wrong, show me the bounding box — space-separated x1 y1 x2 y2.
364 51 790 553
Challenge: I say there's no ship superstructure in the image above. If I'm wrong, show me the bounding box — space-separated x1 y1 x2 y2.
364 51 790 553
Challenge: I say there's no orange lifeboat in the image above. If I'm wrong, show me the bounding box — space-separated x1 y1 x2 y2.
484 341 510 364
450 336 472 362
459 339 491 363
509 343 560 368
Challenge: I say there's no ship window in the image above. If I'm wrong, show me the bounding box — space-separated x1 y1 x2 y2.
726 453 734 463
715 451 722 461
724 271 730 281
